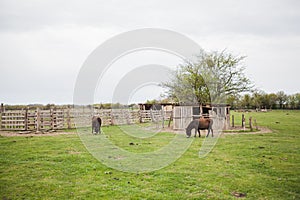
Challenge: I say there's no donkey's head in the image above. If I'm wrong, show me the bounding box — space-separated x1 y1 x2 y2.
185 126 192 138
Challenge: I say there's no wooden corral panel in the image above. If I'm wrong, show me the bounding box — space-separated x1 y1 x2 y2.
0 110 26 130
173 106 193 130
1 109 65 131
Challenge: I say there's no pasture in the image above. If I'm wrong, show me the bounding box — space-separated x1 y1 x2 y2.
0 110 299 199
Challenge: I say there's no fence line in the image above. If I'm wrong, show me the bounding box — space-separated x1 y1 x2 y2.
0 108 172 132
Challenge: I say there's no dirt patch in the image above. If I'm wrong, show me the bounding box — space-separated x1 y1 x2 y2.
161 126 272 135
222 126 272 135
0 130 77 137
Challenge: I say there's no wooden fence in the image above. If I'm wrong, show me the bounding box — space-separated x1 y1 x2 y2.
0 108 172 132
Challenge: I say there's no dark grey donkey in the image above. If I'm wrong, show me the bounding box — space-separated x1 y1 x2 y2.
186 118 213 138
92 116 102 134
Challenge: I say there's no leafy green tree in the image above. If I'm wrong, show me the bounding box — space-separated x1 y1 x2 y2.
162 50 253 104
226 94 240 109
267 93 278 109
296 93 300 109
240 94 252 109
258 92 277 109
45 104 55 110
252 91 264 109
276 91 288 109
287 94 297 109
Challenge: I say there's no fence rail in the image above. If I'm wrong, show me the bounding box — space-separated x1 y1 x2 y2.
0 108 172 132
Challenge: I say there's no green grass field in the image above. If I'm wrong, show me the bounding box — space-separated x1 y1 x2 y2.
1 110 299 199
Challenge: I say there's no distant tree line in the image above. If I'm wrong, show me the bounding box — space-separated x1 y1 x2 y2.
227 91 300 110
94 103 138 109
1 103 139 111
1 104 72 110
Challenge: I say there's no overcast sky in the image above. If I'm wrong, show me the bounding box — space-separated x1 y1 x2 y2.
0 0 299 105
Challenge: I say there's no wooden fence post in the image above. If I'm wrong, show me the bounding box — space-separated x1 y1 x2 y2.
110 110 114 125
249 117 253 131
50 108 54 130
161 106 165 128
40 110 44 130
67 107 71 129
139 110 143 123
150 109 154 122
168 109 173 128
242 114 245 131
232 115 235 127
53 108 58 130
24 108 28 131
242 114 244 127
36 107 41 133
226 114 230 130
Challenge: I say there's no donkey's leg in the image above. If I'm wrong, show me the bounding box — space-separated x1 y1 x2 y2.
198 129 201 137
206 128 213 137
96 123 100 134
206 129 210 137
210 120 214 137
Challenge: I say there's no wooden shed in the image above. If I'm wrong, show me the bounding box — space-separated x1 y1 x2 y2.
173 104 230 130
138 103 177 111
